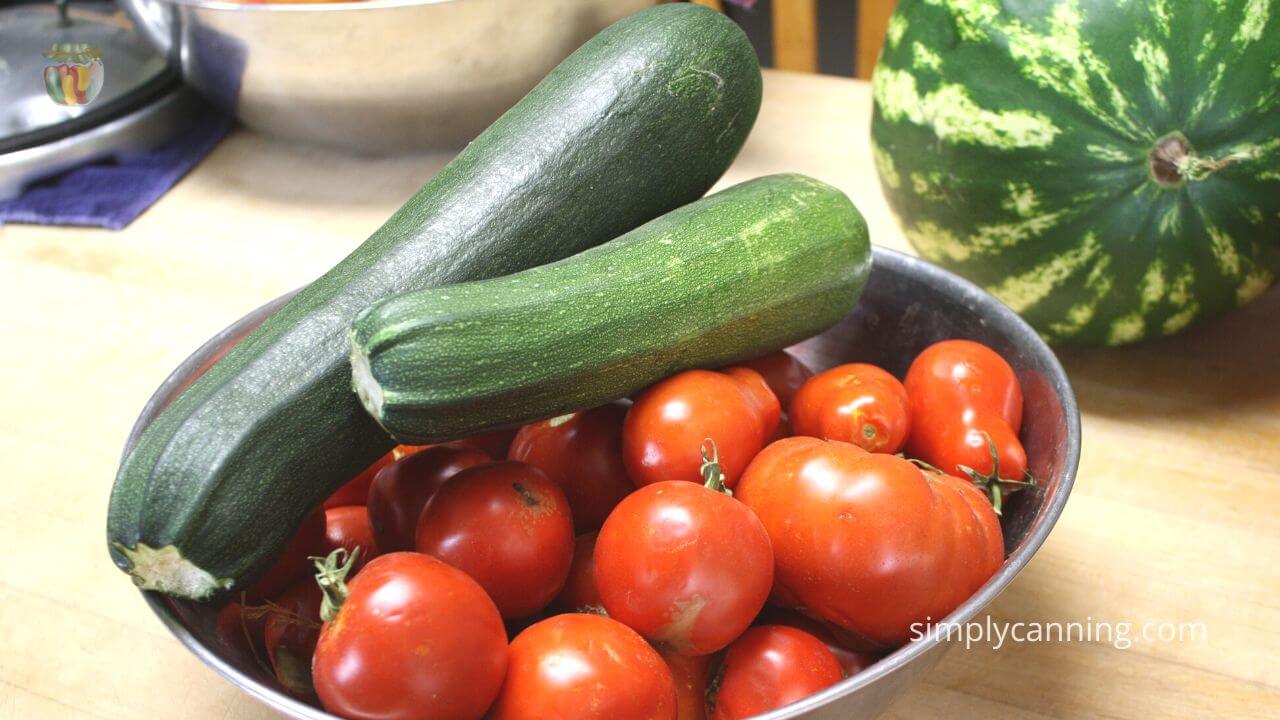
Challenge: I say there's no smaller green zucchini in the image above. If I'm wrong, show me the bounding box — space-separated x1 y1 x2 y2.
350 173 871 442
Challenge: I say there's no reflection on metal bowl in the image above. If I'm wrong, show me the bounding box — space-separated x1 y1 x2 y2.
123 246 1080 720
118 0 659 153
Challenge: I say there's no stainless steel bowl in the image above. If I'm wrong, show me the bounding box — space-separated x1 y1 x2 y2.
118 0 658 153
124 246 1080 720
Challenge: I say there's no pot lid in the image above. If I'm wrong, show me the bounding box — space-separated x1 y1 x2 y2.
0 1 180 153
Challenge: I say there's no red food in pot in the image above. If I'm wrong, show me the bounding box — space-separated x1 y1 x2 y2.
312 552 508 720
904 339 1027 491
263 577 323 697
737 437 1003 647
709 625 843 720
415 461 575 619
789 363 910 453
243 507 325 603
322 505 379 573
367 445 491 552
735 350 813 408
509 402 634 532
555 532 603 612
487 613 677 720
623 368 778 489
595 454 773 655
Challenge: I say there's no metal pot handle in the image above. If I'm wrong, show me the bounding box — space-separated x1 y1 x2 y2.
116 0 177 60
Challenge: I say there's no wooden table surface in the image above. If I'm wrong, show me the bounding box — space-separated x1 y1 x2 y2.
2 70 1277 720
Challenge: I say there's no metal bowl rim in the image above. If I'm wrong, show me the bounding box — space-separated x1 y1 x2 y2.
130 245 1081 720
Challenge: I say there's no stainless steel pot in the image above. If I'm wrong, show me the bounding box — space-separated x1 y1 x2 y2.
0 2 203 199
116 0 658 153
123 246 1080 720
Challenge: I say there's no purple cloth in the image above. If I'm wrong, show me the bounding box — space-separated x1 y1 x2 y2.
0 109 232 230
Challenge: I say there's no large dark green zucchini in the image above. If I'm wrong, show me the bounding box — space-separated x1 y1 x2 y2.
351 174 871 442
108 3 762 600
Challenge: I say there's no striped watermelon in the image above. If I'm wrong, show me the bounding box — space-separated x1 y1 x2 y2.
871 0 1279 345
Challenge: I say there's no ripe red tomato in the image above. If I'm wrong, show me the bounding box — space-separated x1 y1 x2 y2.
737 437 1004 648
312 552 508 720
720 366 783 436
216 600 267 662
789 363 910 453
904 340 1027 495
709 625 843 720
555 532 602 612
509 403 634 532
755 606 881 677
367 445 492 552
623 369 778 489
662 650 711 720
416 461 575 619
324 452 391 509
324 445 431 508
487 613 677 720
263 577 322 697
595 465 773 655
323 506 379 573
446 428 517 458
736 351 813 408
244 507 325 603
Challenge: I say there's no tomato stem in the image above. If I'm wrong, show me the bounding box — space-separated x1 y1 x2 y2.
700 438 732 496
905 457 946 475
311 548 360 622
233 592 273 676
956 432 1036 516
243 598 323 631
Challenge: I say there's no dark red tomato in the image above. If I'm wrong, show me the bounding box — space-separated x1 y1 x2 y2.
661 650 711 720
737 437 1004 648
312 552 508 720
445 428 517 458
244 507 325 603
736 351 813 408
623 369 778 489
555 532 602 612
769 417 791 443
264 577 322 697
323 506 379 574
216 600 267 663
755 607 881 676
720 366 782 437
324 445 430 508
709 625 843 720
487 613 677 720
904 339 1027 489
415 461 575 619
595 479 773 655
790 363 910 453
324 452 391 509
367 445 492 552
509 403 634 532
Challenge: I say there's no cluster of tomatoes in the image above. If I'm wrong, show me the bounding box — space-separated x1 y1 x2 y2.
219 339 1030 720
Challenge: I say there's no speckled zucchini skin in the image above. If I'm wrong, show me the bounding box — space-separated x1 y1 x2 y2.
872 0 1279 345
108 3 762 599
351 174 871 443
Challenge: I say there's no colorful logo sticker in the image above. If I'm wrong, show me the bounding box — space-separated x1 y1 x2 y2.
44 43 104 107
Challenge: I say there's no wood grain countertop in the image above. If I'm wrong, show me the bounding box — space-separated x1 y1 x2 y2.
1 70 1276 719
